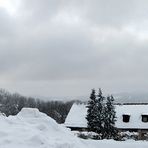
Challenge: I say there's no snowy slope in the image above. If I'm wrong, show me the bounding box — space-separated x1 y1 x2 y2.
0 108 83 148
0 108 148 148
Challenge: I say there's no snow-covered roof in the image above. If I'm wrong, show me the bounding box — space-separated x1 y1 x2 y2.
65 103 148 129
65 103 87 128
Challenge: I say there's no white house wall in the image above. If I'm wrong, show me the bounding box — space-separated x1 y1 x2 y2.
65 103 148 129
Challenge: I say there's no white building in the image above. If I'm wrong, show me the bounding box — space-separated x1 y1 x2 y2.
65 103 148 133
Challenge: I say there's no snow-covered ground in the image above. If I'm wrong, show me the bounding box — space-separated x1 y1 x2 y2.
0 108 148 148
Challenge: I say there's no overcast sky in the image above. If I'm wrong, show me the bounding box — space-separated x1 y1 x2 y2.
0 0 148 98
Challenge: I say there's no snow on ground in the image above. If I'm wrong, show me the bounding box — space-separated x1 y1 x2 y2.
0 108 82 148
0 108 148 148
84 139 148 148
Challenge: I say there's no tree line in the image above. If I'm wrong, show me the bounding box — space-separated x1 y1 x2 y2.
86 89 118 139
0 89 74 123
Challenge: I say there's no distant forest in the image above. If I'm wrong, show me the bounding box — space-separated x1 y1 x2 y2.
0 89 76 123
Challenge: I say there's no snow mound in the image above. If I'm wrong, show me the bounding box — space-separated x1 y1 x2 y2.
0 108 83 148
16 108 60 133
17 108 47 118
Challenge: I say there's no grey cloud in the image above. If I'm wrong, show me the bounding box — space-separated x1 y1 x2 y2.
0 0 148 97
0 8 16 38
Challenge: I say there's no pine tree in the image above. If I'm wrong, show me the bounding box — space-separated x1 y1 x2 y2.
86 88 106 138
104 95 118 139
86 89 96 131
86 89 118 139
94 88 105 136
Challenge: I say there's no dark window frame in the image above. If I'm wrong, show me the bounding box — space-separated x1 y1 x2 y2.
142 115 148 122
122 114 130 123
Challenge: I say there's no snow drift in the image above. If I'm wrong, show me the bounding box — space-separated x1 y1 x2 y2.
0 108 83 148
0 108 148 148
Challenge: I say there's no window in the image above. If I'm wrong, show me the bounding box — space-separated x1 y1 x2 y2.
142 115 148 122
123 115 130 122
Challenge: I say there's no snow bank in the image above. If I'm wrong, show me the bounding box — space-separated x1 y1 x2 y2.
0 108 83 148
84 139 148 148
17 108 47 118
0 108 148 148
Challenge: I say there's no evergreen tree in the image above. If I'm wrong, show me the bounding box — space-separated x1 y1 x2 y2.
94 88 105 136
86 88 118 139
86 89 96 131
104 95 118 139
86 88 105 138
